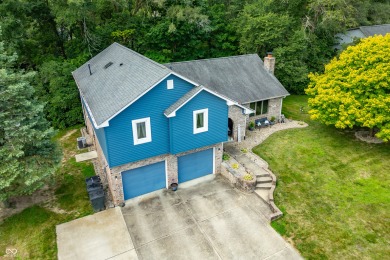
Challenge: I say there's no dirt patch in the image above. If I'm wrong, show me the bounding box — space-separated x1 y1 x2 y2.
1 129 82 222
0 186 55 222
59 129 77 141
355 131 384 144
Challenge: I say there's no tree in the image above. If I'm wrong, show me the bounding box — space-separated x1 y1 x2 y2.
36 59 84 129
306 34 390 141
273 29 310 94
0 39 61 202
236 2 292 54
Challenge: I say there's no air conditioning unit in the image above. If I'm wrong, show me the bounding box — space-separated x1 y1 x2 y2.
77 137 87 149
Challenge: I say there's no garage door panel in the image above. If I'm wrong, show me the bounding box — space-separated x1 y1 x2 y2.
178 149 213 183
122 161 166 200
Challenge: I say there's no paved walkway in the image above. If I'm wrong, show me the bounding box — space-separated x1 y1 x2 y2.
56 207 134 260
224 120 308 217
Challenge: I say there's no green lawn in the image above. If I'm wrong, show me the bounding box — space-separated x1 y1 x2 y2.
0 127 95 259
253 95 390 259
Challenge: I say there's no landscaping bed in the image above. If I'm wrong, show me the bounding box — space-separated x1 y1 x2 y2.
221 153 256 192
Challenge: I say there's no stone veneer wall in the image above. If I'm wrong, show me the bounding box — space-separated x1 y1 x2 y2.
244 97 283 126
110 142 224 205
228 106 246 142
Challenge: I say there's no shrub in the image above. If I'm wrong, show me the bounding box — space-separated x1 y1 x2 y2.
243 173 254 181
232 163 239 169
222 153 230 161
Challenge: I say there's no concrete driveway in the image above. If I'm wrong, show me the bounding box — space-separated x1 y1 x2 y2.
57 175 302 259
120 175 301 259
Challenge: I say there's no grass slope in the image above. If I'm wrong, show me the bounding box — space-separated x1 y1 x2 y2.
0 127 94 259
253 95 390 259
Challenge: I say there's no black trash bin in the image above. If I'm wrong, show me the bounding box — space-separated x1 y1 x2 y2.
85 176 105 212
86 176 101 187
89 189 105 212
86 176 102 192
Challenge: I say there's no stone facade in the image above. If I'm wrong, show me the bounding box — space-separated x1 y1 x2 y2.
244 97 283 126
228 106 247 142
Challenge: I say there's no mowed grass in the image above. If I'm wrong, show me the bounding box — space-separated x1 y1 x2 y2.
0 127 94 259
253 95 390 259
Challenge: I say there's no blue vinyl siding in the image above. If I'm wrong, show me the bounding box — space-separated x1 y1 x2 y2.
170 91 228 154
95 127 108 162
105 75 195 167
178 149 213 183
82 98 110 164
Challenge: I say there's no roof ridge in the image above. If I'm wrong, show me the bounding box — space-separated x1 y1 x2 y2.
164 53 259 65
112 42 169 70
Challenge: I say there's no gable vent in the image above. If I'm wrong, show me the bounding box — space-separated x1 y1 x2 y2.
104 62 113 69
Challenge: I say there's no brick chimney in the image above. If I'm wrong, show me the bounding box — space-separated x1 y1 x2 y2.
264 52 275 74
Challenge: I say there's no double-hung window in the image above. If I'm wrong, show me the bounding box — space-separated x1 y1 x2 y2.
132 117 152 145
193 109 208 134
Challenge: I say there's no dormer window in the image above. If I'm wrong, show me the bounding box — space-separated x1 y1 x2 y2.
193 109 208 134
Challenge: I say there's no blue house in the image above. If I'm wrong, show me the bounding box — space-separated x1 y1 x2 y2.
73 43 253 204
73 43 288 205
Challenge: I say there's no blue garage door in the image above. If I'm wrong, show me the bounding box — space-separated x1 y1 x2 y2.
178 148 214 183
122 161 166 200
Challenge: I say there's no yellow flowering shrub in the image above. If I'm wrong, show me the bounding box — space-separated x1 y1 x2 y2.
243 174 254 181
306 34 390 141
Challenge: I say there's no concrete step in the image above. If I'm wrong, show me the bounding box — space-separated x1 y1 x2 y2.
255 173 269 178
254 189 269 203
255 183 272 190
256 176 272 183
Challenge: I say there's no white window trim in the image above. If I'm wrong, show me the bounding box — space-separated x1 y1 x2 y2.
167 79 174 89
132 117 152 145
193 109 208 134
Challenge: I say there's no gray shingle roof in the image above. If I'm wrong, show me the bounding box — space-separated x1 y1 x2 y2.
72 42 171 126
335 24 390 49
164 86 203 116
164 54 289 104
359 24 390 37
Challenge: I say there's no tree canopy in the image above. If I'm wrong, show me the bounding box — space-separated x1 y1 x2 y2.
0 0 389 128
306 34 390 141
0 39 61 201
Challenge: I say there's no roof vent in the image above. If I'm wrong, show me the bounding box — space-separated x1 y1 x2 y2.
88 63 92 75
104 62 113 69
119 63 123 66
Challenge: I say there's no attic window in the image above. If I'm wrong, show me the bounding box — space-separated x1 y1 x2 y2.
167 79 174 90
104 62 113 69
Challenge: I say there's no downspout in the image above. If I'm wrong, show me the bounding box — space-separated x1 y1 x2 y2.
169 117 174 153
